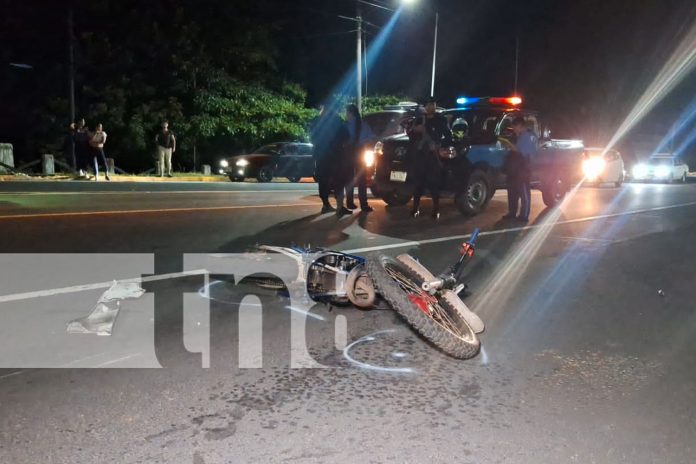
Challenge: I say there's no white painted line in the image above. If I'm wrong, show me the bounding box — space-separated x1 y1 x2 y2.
2 201 694 304
0 202 320 220
0 369 30 381
0 189 318 196
343 201 696 253
95 353 142 367
0 269 209 304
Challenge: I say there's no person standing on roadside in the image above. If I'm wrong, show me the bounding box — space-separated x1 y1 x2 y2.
503 116 537 222
89 123 110 181
344 104 373 213
74 118 91 177
409 97 452 220
311 105 351 216
155 121 176 177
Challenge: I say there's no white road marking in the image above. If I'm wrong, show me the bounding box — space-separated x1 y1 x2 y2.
95 353 142 367
0 369 30 381
0 269 208 304
0 202 320 220
343 201 696 253
1 200 694 304
0 189 318 196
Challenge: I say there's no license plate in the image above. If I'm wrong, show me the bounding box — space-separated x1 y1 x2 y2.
390 170 407 182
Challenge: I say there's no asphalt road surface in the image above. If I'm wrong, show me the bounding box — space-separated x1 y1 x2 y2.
1 180 695 463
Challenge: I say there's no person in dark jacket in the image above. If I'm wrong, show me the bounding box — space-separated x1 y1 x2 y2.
311 105 351 216
503 116 537 221
74 118 91 177
408 97 453 220
344 104 373 212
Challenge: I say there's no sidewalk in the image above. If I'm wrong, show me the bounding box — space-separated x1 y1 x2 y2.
0 173 231 183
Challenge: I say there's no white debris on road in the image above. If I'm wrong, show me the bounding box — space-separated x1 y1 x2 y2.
66 281 145 336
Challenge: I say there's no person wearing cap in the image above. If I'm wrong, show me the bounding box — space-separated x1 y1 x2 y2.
408 96 452 220
503 116 537 221
155 121 176 177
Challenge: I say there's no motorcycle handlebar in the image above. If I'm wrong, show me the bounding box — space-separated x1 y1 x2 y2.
469 228 480 246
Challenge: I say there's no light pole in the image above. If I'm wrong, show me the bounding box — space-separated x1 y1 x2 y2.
399 0 438 97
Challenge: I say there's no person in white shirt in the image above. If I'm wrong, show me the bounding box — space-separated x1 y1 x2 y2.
89 123 110 181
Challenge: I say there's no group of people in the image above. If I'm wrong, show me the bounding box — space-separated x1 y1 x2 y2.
69 119 110 181
311 104 374 216
68 120 176 179
311 97 538 222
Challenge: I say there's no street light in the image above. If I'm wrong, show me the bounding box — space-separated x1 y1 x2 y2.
399 0 438 97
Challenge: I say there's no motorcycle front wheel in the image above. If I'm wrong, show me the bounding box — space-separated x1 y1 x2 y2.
366 255 480 359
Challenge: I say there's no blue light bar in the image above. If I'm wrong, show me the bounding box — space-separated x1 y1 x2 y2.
456 97 481 105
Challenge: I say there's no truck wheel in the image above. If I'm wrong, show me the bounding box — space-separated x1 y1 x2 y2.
287 175 301 183
455 170 490 216
541 178 565 207
382 190 412 207
257 167 274 183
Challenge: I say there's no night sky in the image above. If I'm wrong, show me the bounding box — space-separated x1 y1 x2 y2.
3 0 696 161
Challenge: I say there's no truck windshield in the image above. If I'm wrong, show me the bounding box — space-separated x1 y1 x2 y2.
444 109 503 140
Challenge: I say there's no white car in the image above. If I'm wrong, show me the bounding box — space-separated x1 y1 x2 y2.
632 154 689 183
582 148 625 187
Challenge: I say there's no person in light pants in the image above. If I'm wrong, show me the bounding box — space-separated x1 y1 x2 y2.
155 121 176 177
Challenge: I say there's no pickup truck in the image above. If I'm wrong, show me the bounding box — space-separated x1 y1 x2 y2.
372 98 585 215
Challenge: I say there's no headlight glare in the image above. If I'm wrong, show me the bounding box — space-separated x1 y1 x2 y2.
235 159 249 167
220 159 229 168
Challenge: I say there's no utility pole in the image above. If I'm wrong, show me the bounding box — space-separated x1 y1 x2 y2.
68 6 77 171
430 12 438 98
514 36 519 95
356 6 363 113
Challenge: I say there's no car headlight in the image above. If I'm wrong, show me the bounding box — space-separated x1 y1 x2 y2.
632 164 648 178
374 141 383 156
235 159 249 167
654 165 671 178
219 159 229 168
582 157 606 180
363 149 375 168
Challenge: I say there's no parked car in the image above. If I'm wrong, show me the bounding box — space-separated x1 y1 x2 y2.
582 147 625 187
219 142 314 183
631 154 689 183
373 97 585 215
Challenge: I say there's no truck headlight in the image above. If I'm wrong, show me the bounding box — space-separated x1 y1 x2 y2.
235 159 249 167
374 141 383 156
654 165 671 178
363 149 375 167
632 164 648 179
220 159 229 168
582 157 606 180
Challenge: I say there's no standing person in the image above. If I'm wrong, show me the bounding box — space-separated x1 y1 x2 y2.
155 121 176 177
74 118 91 177
89 123 110 181
409 97 452 220
503 116 537 222
344 104 373 213
310 105 351 216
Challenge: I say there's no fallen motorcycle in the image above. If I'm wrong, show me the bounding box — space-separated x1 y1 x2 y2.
250 229 484 359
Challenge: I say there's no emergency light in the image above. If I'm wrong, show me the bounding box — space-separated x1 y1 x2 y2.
456 96 522 106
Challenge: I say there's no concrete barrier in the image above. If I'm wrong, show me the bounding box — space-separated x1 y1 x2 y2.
202 164 211 175
42 154 55 175
0 143 13 173
106 158 115 175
